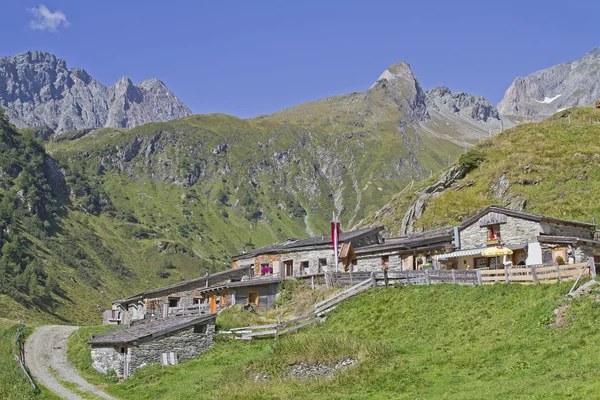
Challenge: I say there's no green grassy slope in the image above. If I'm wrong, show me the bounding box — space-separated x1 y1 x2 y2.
0 320 60 399
369 107 600 233
70 282 600 399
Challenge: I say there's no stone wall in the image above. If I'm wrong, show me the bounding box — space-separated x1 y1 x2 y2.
277 249 334 275
91 346 124 376
460 215 539 249
357 253 401 272
119 300 146 325
129 323 215 373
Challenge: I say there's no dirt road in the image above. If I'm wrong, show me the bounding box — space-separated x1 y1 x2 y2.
24 325 117 400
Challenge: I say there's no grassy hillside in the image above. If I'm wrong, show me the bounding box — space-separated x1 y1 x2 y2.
0 319 59 399
69 282 600 399
369 107 600 233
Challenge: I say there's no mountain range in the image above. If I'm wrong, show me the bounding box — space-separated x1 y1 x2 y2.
2 48 600 324
0 51 191 133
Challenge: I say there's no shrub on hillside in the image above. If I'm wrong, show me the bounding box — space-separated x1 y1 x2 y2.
458 149 486 174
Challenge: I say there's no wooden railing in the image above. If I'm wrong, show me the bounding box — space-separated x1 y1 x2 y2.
480 261 592 285
13 326 39 393
330 270 480 287
221 276 375 341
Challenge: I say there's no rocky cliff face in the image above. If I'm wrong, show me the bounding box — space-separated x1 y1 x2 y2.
426 86 500 123
498 48 600 120
0 51 192 132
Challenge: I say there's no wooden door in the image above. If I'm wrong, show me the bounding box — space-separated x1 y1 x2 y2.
220 291 227 308
209 294 216 313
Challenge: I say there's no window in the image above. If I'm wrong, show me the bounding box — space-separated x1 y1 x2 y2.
284 260 294 277
168 298 180 308
487 225 500 241
248 291 259 307
192 298 200 305
300 261 309 275
120 347 126 354
318 258 327 273
260 263 272 276
381 255 390 266
193 324 208 334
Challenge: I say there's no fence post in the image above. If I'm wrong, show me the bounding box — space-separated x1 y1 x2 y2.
590 257 596 278
504 265 510 284
556 264 562 283
451 269 456 284
476 269 483 286
530 265 539 285
371 271 376 288
311 276 315 290
424 269 430 285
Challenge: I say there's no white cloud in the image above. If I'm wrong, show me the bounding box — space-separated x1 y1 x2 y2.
27 5 70 32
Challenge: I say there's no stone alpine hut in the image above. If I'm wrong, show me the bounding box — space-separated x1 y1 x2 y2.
89 314 216 378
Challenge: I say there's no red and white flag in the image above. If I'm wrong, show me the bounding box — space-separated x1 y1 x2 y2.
331 214 341 271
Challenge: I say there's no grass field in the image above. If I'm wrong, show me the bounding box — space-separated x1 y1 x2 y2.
69 282 600 399
0 320 60 400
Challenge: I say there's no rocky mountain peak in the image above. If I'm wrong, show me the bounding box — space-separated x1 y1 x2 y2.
426 86 501 123
0 51 192 132
498 48 600 120
370 61 416 88
368 61 429 124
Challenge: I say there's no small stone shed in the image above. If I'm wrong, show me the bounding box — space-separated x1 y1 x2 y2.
89 314 216 378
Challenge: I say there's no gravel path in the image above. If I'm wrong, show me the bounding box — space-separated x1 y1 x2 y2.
24 325 117 400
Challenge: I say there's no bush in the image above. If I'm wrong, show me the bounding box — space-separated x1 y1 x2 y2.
458 149 486 173
105 368 118 383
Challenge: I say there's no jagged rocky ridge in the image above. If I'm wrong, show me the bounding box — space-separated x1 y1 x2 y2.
498 48 600 120
0 51 192 132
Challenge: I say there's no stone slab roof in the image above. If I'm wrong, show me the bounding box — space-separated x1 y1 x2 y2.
89 314 216 345
355 227 454 255
459 206 595 230
233 226 384 259
227 276 284 288
537 235 600 245
114 265 253 304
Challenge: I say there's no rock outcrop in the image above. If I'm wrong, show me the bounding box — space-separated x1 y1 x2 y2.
498 48 600 120
0 51 192 132
426 86 500 123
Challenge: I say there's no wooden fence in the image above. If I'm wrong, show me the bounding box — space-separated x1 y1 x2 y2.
329 269 480 287
13 326 39 393
220 276 374 340
480 261 593 285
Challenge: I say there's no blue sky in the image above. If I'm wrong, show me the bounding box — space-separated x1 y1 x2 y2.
2 1 598 118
